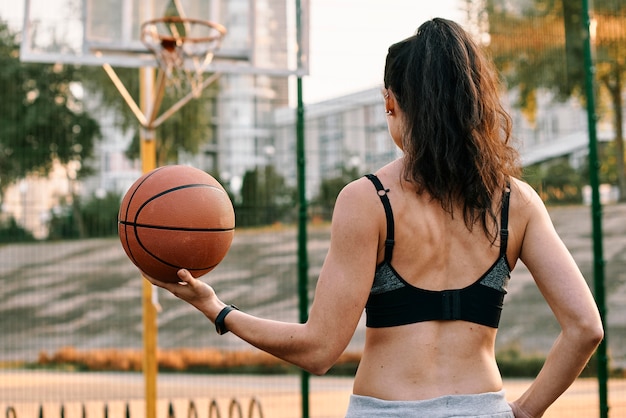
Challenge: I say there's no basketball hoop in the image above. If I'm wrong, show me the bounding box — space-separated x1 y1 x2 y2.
141 16 227 98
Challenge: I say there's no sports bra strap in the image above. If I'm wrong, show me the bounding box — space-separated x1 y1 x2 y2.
365 174 395 263
499 182 511 256
366 175 511 261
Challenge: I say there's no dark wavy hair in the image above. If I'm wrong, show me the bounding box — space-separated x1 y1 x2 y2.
384 18 521 239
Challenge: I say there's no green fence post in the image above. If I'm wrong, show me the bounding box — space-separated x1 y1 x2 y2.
581 0 609 417
295 1 310 417
296 75 311 418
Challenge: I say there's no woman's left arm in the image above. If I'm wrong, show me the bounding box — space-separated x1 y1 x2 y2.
508 183 604 416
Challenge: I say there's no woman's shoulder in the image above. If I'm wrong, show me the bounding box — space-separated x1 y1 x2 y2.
508 177 553 229
332 172 399 228
340 159 402 197
509 178 544 210
337 175 382 206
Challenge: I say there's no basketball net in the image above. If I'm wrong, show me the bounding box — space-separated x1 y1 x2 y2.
141 17 227 98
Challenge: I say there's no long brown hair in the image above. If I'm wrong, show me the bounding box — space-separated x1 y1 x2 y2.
384 18 521 239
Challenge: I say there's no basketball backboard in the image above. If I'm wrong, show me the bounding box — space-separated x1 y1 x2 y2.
20 0 309 76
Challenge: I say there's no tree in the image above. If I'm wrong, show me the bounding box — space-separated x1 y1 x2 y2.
47 191 122 240
479 0 626 200
236 165 295 227
0 217 35 243
0 20 100 196
523 158 586 204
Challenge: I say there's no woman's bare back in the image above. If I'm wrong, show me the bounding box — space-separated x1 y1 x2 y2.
352 162 524 400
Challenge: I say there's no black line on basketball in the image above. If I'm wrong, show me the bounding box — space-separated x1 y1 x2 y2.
120 223 142 268
120 166 166 224
118 221 234 232
118 167 167 266
133 183 228 225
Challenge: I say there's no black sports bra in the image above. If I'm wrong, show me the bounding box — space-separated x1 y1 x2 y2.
364 174 511 329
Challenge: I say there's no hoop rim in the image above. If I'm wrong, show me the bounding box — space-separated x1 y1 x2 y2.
140 16 227 45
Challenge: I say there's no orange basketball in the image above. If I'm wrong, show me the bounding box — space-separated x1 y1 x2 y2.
118 165 235 283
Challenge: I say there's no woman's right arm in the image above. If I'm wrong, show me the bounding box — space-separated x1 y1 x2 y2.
144 177 380 376
510 184 603 417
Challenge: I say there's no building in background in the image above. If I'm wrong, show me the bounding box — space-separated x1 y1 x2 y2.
274 88 399 199
272 85 614 201
181 0 290 198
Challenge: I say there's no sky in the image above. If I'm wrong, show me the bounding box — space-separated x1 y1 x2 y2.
1 0 465 104
304 0 465 103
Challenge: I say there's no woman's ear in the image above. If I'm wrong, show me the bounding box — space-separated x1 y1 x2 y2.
384 90 396 116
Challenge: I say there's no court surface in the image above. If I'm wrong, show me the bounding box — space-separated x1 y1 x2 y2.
1 371 625 417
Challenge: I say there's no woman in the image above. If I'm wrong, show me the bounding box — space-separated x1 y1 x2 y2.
145 18 603 417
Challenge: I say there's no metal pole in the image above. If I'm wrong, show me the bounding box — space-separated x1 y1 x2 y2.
295 0 310 417
140 66 159 418
296 76 310 418
580 1 609 417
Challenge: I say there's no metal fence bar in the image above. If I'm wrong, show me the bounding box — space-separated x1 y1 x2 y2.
247 398 263 418
5 398 262 418
228 399 243 418
208 399 222 418
187 401 198 418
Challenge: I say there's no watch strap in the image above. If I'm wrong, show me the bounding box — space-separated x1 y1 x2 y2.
215 304 239 335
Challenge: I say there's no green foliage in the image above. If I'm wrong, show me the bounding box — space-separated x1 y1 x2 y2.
0 217 36 243
487 0 625 104
0 20 100 195
562 0 585 90
579 141 620 185
235 165 296 227
80 191 124 237
523 159 584 204
495 343 608 378
496 344 545 377
47 206 80 240
47 192 122 240
485 0 626 198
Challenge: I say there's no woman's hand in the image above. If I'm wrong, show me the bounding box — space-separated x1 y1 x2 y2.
142 269 224 320
509 401 537 418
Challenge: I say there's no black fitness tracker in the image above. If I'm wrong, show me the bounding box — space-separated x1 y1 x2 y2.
215 304 239 335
